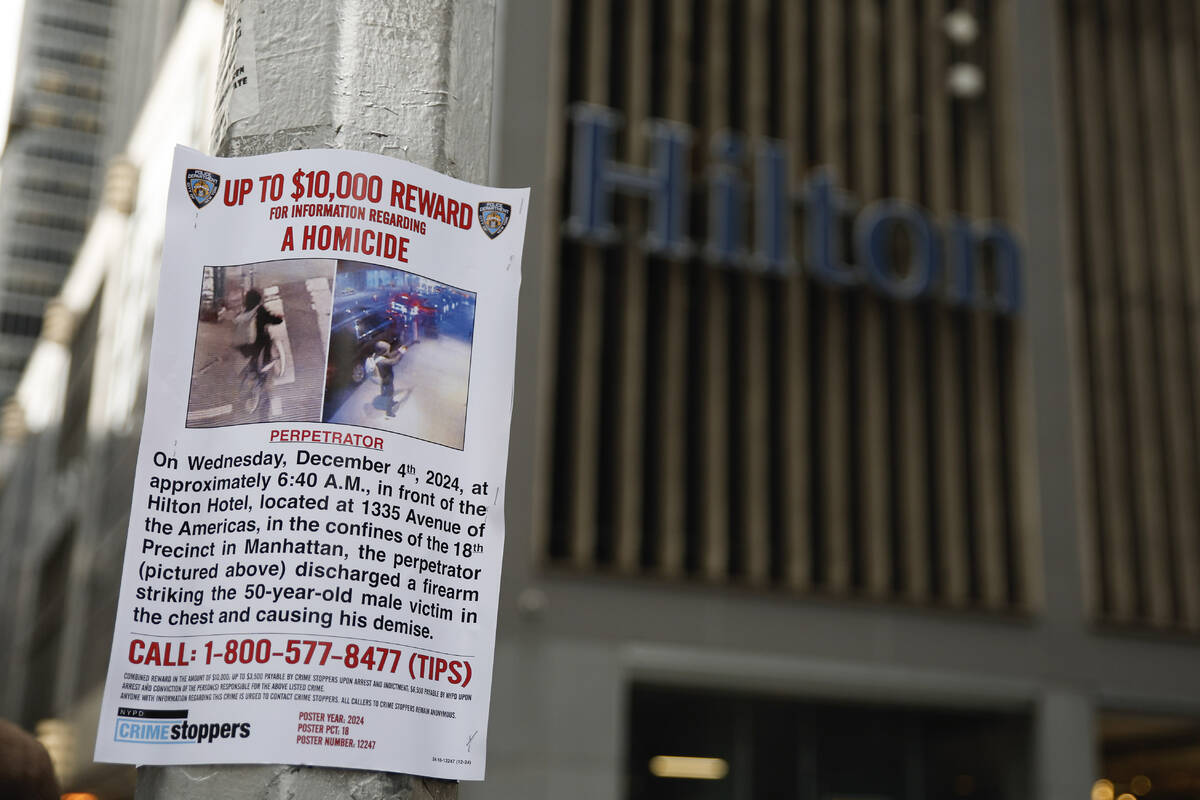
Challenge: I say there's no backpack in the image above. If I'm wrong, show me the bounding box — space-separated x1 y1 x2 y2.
234 306 258 346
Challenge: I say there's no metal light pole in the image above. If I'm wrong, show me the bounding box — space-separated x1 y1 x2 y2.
135 0 495 796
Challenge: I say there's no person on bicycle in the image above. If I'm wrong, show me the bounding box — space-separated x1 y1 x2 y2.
235 288 283 371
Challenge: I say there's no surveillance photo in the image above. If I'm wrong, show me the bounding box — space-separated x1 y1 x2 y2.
185 259 335 427
322 260 477 450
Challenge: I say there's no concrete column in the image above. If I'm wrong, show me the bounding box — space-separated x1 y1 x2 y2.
1036 691 1096 800
137 0 494 796
214 0 495 184
1015 0 1088 627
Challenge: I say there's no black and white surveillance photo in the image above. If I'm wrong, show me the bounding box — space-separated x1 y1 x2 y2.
185 259 334 427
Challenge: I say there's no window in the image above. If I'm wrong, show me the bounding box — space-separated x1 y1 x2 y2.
8 244 75 265
38 14 112 39
0 312 44 338
24 145 97 167
18 176 92 200
34 46 107 71
36 71 104 101
15 210 88 234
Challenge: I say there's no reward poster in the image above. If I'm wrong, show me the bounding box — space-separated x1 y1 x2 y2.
95 147 528 780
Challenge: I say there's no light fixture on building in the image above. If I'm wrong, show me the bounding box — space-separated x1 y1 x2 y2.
102 156 139 215
648 755 729 780
1130 775 1152 795
34 718 74 786
1118 793 1137 800
943 8 981 45
39 298 76 347
947 63 986 99
1093 778 1116 800
1 397 27 442
516 586 548 616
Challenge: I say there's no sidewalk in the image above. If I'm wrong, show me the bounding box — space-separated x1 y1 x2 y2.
325 335 471 448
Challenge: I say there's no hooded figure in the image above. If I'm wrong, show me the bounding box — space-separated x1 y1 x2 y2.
235 288 283 370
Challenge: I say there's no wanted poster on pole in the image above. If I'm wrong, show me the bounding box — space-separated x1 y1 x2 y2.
95 146 528 780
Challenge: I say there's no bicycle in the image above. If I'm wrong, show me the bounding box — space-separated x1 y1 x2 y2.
237 329 286 413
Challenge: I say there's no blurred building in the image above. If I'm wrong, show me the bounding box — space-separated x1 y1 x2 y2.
3 0 1200 799
0 0 188 400
0 2 219 796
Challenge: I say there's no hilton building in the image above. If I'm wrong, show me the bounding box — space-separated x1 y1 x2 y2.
2 1 1200 798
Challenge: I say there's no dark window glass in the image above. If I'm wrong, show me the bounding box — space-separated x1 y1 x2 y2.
0 312 44 338
628 685 1030 800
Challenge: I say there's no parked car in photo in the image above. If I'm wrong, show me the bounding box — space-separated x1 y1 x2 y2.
326 309 399 390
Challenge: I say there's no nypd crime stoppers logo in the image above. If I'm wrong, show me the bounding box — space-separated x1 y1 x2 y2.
185 168 220 209
477 201 511 239
115 707 250 744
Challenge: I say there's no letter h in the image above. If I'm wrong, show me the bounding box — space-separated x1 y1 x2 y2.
565 103 691 258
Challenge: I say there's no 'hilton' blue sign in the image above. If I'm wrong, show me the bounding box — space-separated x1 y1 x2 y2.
565 103 1021 315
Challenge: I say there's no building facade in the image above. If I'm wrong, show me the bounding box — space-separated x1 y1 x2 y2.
0 0 188 400
3 0 1200 798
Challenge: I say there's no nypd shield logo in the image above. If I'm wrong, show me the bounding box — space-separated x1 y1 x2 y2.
185 168 220 209
477 201 511 239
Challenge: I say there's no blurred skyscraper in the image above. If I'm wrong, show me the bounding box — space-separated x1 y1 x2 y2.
0 0 188 399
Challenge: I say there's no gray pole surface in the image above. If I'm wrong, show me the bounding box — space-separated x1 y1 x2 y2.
136 0 494 796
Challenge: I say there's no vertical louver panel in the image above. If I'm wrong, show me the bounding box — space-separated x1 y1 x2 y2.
1060 0 1200 630
542 0 1034 613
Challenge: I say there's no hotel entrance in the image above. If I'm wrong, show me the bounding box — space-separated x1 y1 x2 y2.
628 685 1030 800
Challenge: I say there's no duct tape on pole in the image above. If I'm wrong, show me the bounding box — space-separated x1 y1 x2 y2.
136 0 495 796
